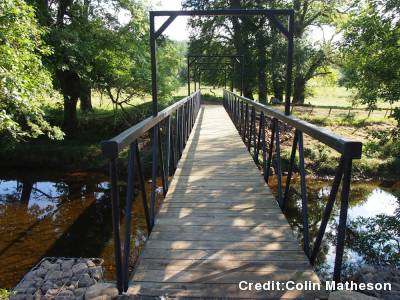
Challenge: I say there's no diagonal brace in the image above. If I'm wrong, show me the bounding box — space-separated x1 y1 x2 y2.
155 15 177 38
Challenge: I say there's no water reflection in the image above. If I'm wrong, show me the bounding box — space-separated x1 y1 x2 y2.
1 170 398 288
0 171 161 288
278 178 400 280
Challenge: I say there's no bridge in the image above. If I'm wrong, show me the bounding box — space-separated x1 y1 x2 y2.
101 90 362 299
100 8 362 299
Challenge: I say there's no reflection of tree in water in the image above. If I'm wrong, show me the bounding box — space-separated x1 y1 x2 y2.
347 214 400 268
282 178 399 280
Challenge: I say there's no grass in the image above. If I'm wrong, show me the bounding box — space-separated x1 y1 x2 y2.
0 90 190 171
1 84 398 179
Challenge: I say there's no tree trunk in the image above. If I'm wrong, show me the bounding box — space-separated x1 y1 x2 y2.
256 31 267 104
80 81 93 112
20 180 33 204
293 76 306 104
63 95 79 135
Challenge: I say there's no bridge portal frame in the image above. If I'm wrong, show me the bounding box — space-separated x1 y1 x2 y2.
187 55 244 95
150 9 295 117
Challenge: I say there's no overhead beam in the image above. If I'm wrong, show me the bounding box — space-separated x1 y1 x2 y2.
151 9 293 18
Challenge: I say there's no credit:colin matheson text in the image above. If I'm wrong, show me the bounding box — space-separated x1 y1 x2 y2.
238 281 392 292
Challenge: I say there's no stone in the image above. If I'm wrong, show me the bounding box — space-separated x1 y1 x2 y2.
25 287 37 295
85 283 117 299
102 287 118 298
45 288 61 296
61 260 75 271
90 296 111 300
328 291 380 300
41 260 61 271
34 268 47 278
74 287 86 297
45 270 64 281
72 263 89 275
41 281 58 293
78 273 93 288
89 267 103 281
62 269 73 278
86 260 96 268
58 289 75 297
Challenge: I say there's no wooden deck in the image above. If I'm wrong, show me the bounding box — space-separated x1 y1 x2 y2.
128 104 326 299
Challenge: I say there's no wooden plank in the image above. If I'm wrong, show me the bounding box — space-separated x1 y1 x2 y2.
144 240 300 251
128 282 327 299
129 104 324 299
134 269 319 284
141 249 307 262
154 217 289 227
148 231 296 242
135 259 311 271
157 209 287 217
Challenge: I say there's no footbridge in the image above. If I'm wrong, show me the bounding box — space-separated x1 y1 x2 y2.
101 90 362 299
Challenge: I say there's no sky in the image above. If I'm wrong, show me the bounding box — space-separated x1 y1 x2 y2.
151 0 190 41
150 0 336 43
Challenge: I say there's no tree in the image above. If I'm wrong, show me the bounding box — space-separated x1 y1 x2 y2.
183 0 341 105
339 1 400 124
0 0 63 144
29 0 183 133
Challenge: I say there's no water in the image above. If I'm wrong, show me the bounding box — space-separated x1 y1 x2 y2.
277 178 400 280
0 171 398 288
0 170 162 288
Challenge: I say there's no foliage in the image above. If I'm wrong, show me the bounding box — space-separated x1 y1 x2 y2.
30 0 184 132
364 128 400 159
339 0 400 124
0 0 63 143
0 289 10 300
182 0 343 104
347 214 400 267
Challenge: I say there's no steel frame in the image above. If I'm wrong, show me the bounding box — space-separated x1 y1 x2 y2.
150 9 295 117
187 55 244 95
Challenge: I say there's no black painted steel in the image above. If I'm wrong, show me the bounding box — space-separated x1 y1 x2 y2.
310 157 344 264
224 90 362 282
109 158 123 293
283 130 299 211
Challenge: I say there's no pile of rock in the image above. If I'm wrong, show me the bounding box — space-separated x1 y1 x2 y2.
11 257 104 300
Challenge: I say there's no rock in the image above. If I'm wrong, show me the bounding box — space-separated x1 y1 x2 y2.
41 260 61 271
78 273 93 288
85 283 117 299
72 263 89 275
34 267 47 278
45 288 61 296
41 281 58 293
90 296 111 300
45 270 64 281
74 287 86 297
62 269 73 278
86 260 96 268
61 259 75 271
329 291 380 300
89 267 103 281
58 289 75 297
102 287 118 298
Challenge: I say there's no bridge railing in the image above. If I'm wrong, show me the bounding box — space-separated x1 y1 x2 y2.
101 91 201 293
223 90 362 282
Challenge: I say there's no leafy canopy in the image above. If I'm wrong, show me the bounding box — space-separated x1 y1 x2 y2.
340 0 400 121
0 0 63 143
